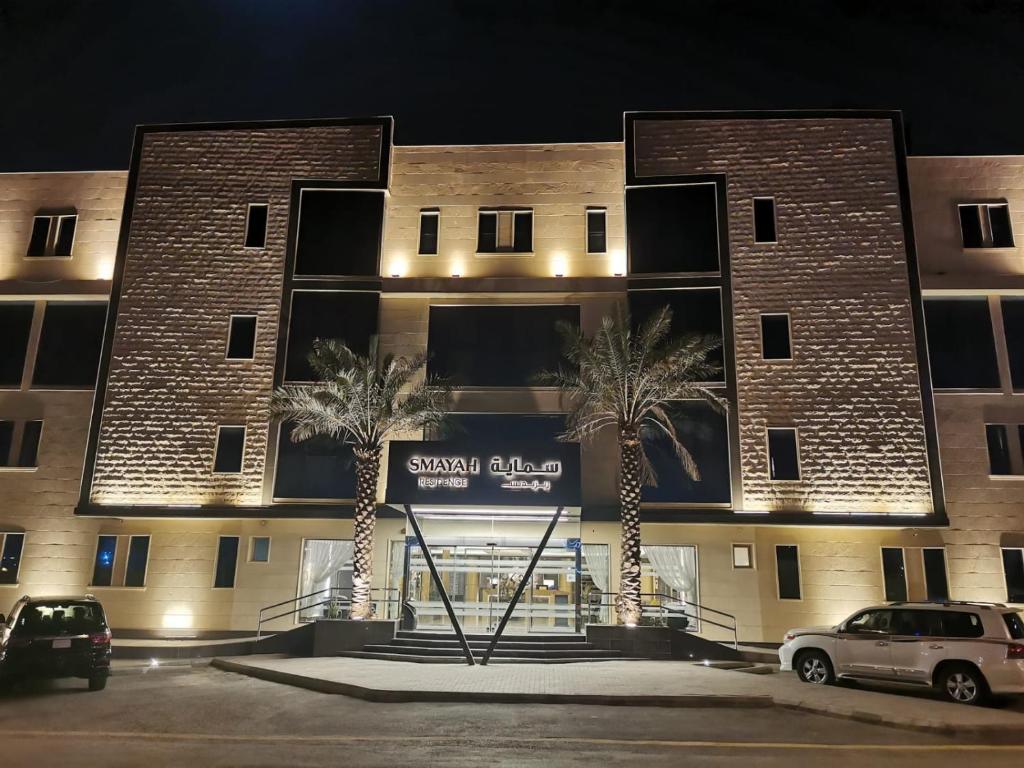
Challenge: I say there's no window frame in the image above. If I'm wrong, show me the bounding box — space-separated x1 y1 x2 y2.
880 546 909 602
26 214 78 259
30 301 109 391
985 423 1020 478
759 312 792 361
292 187 386 279
766 426 801 482
225 314 258 361
244 203 269 249
212 425 246 475
959 202 1015 249
731 543 755 570
752 196 777 244
213 535 241 589
0 532 25 585
123 535 151 588
922 297 1002 392
774 544 802 601
90 534 119 588
586 207 608 254
475 209 534 256
249 536 272 564
417 208 441 256
0 419 43 472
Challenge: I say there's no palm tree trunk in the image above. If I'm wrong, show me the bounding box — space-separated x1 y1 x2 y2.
617 430 643 625
351 448 382 620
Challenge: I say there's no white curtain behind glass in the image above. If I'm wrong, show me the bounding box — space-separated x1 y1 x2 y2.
642 545 698 606
300 539 354 599
581 544 610 593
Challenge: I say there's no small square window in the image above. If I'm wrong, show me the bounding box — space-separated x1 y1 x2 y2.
760 314 791 360
767 427 800 481
250 536 271 563
244 204 268 248
732 543 754 569
753 198 777 243
226 315 257 360
213 426 245 473
418 210 439 255
586 209 607 254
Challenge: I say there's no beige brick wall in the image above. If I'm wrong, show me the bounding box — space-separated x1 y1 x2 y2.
632 117 934 516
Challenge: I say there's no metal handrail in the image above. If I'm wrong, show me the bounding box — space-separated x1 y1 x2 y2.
256 587 400 641
586 591 739 649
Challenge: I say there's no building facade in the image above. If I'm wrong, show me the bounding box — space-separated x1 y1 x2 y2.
1 112 1021 643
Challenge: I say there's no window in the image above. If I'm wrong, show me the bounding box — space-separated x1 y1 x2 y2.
226 315 257 360
767 427 800 481
1003 612 1024 640
641 401 731 504
0 303 34 387
1003 548 1024 603
124 536 150 587
214 536 240 588
294 189 384 276
18 420 42 468
922 548 949 602
32 302 107 388
629 288 724 381
26 214 77 258
732 544 754 569
274 422 356 501
753 197 777 243
213 426 245 474
959 203 1014 248
626 184 720 274
91 535 117 587
760 314 791 360
244 204 268 248
0 533 24 584
586 208 607 253
284 291 378 382
986 424 1014 476
923 299 1000 389
845 609 892 634
91 534 149 588
477 210 532 253
775 545 801 600
1000 298 1024 391
427 304 579 387
250 537 271 563
881 547 908 601
0 420 42 469
418 209 439 255
936 611 985 639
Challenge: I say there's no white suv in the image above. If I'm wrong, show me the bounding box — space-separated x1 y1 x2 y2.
779 602 1024 704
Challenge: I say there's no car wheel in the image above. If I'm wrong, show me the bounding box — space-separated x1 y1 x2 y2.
795 650 834 685
937 664 987 705
88 675 107 692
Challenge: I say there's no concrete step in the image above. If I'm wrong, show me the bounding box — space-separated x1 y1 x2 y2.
395 631 585 643
360 643 622 659
389 637 595 651
338 651 635 664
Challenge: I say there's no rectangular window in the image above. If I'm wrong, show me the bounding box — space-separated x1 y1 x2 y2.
294 189 384 277
213 426 245 474
18 420 42 468
628 288 724 381
27 216 51 257
250 537 271 563
760 314 791 360
986 424 1014 475
91 535 117 587
767 427 800 481
418 209 439 255
0 422 12 466
226 315 257 360
124 536 150 587
753 197 777 243
1000 298 1024 391
922 548 949 602
881 547 908 602
0 533 24 585
586 208 607 253
477 210 533 253
53 215 77 257
626 183 720 274
284 290 378 382
1002 548 1024 603
732 543 754 569
244 204 268 248
958 205 985 248
427 304 579 386
0 303 35 387
26 214 77 258
641 400 731 504
989 204 1014 248
923 298 1000 389
274 421 356 501
32 302 107 388
959 203 1014 248
214 536 240 588
775 545 801 600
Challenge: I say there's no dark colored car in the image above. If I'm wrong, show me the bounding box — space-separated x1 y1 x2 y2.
0 595 112 691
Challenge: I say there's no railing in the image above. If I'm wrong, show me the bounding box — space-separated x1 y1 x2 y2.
586 591 739 650
255 587 400 641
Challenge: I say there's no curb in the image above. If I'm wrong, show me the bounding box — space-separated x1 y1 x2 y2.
111 659 211 676
777 701 1024 740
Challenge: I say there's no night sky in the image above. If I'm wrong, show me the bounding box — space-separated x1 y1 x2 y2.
1 0 1022 171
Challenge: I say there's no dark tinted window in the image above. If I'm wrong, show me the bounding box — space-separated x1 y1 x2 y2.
125 536 150 587
986 425 1012 475
295 190 383 276
0 533 24 585
418 211 439 255
845 609 892 634
27 217 50 257
939 611 985 639
767 428 799 481
1003 548 1024 603
959 205 984 247
882 547 908 601
1003 612 1024 640
274 422 356 500
629 288 724 380
775 545 801 600
587 209 607 253
642 401 731 504
285 291 378 382
923 548 949 601
753 198 776 243
0 422 12 466
477 211 498 252
18 420 42 468
892 610 936 636
760 314 791 360
989 204 1014 248
16 601 105 635
245 204 268 248
433 413 566 443
214 537 239 588
227 316 257 360
32 302 107 388
54 216 76 256
0 303 34 386
626 184 720 274
213 427 245 473
427 304 579 387
1000 298 1024 390
923 299 1000 389
91 535 117 587
513 212 532 252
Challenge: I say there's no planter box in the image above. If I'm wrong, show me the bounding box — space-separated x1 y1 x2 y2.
585 624 740 661
312 619 397 656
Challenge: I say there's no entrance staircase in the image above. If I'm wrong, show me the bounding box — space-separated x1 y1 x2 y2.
340 630 629 664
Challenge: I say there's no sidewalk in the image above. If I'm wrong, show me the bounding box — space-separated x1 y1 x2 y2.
212 654 1024 737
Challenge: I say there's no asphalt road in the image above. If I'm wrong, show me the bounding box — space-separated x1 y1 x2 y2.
0 666 1022 767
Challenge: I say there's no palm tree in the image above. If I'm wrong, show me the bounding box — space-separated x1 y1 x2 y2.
541 306 725 625
270 338 450 620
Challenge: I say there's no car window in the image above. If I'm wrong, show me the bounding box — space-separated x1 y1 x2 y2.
891 610 939 636
14 602 106 636
845 609 892 634
1002 612 1024 640
938 611 984 639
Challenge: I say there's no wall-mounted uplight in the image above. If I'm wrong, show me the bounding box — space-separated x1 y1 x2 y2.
450 257 464 278
551 254 568 278
610 249 627 277
389 257 408 279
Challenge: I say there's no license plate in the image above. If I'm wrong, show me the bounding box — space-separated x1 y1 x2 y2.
52 639 72 649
